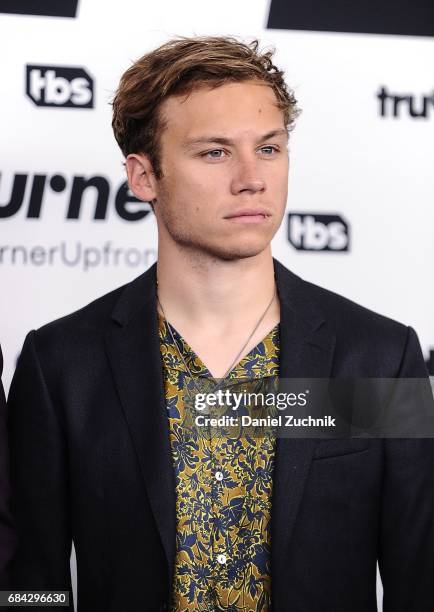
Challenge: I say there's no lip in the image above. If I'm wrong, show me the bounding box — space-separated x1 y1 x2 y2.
225 214 269 224
224 208 271 221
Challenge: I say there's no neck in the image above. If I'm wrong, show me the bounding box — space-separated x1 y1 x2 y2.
156 244 277 333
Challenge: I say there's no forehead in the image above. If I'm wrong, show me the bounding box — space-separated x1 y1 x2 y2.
159 80 285 142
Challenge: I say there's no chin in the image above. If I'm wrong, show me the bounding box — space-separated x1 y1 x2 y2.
170 229 272 261
204 240 269 261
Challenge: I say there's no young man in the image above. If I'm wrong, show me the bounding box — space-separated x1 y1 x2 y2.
7 36 434 611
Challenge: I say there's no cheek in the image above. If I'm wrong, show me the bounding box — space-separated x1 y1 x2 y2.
270 164 289 200
160 179 209 224
271 156 289 182
168 165 216 201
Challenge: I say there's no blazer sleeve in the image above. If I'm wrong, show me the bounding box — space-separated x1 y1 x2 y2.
7 331 73 609
379 326 434 611
0 345 16 588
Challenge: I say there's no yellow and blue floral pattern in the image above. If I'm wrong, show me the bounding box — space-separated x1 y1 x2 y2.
158 312 280 611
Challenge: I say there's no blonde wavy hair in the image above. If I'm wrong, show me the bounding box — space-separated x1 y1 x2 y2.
112 35 300 180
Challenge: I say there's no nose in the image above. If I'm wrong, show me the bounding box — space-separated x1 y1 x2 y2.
230 156 265 195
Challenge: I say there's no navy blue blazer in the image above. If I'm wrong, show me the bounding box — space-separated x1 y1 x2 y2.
6 259 434 611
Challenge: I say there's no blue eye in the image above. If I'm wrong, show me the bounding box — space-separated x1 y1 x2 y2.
201 146 279 159
203 149 224 158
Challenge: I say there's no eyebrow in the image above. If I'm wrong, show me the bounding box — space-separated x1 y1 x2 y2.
181 128 289 150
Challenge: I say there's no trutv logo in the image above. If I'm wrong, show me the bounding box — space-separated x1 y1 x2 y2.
377 86 434 119
288 213 350 252
26 65 94 108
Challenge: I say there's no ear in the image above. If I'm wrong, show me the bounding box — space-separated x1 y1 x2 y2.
125 153 158 202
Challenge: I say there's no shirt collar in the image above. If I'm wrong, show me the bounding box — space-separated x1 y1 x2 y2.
158 310 279 379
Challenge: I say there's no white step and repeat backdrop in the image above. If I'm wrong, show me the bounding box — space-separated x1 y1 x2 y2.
1 1 433 609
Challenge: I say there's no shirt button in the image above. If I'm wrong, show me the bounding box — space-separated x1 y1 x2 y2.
217 553 227 565
215 471 224 481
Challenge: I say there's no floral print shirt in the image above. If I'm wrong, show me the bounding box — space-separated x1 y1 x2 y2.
158 311 280 612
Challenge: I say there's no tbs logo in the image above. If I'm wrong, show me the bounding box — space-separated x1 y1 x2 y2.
288 213 350 252
26 65 94 108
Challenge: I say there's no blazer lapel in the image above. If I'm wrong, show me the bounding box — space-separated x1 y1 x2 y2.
271 258 336 592
104 263 176 587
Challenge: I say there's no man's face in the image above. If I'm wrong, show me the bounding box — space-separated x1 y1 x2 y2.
153 79 289 261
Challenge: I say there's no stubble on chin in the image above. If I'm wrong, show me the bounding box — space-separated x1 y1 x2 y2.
156 185 276 262
160 212 267 263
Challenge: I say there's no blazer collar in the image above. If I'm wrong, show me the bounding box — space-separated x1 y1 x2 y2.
105 257 336 601
110 257 327 333
270 258 336 593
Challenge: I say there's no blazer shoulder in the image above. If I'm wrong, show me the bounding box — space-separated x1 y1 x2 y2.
274 258 409 341
303 278 409 338
32 270 149 349
296 278 426 375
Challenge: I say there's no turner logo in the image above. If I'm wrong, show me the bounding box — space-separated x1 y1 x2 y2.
288 213 350 252
267 0 434 37
0 172 152 221
26 65 94 108
0 0 78 18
